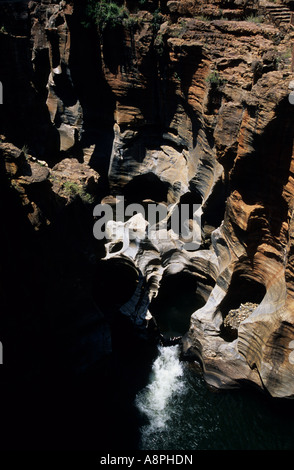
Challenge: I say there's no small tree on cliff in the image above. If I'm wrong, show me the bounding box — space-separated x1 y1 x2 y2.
85 0 128 31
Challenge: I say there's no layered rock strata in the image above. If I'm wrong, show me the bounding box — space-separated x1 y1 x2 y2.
1 0 294 398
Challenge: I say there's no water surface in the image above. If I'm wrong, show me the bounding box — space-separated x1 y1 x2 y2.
136 345 294 450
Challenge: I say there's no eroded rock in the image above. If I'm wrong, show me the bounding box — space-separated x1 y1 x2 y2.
1 0 294 398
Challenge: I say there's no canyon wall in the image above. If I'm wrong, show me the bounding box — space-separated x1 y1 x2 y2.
1 0 294 399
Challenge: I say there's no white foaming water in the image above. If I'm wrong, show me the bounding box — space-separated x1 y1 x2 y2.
136 345 185 432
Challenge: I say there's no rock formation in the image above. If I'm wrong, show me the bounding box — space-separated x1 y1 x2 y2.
1 0 294 399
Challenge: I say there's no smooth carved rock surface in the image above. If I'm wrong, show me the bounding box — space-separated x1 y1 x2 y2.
97 4 294 397
1 0 294 398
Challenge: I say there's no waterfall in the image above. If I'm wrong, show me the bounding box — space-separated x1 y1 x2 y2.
135 345 185 447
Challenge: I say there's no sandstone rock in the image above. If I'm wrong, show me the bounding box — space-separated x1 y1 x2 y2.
1 0 294 399
50 158 99 203
96 2 294 398
1 140 99 231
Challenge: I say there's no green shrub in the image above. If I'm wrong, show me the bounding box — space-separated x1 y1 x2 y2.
62 181 94 204
21 144 29 156
152 8 164 32
84 0 128 31
171 19 188 37
245 15 264 24
281 49 292 60
174 71 181 82
206 71 226 87
154 32 165 56
195 15 210 22
123 15 141 31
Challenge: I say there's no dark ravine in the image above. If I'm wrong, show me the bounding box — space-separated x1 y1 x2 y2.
1 0 294 450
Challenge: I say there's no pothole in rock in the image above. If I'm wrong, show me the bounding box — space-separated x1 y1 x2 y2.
149 272 206 342
122 172 169 203
219 274 266 341
92 258 139 312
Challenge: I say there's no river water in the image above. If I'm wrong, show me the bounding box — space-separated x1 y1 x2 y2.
135 345 294 451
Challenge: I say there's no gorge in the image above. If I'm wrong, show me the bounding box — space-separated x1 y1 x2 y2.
1 0 294 451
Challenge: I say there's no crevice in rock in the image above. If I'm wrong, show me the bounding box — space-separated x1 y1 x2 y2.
201 177 227 247
122 172 170 203
93 257 140 313
46 29 61 69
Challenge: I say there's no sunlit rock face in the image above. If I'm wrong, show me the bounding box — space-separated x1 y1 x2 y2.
1 0 294 397
97 4 294 398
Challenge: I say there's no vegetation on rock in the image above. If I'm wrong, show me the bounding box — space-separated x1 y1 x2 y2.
206 71 227 87
83 0 129 30
60 180 94 204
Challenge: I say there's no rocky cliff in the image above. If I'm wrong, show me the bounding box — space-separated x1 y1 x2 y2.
1 0 294 401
